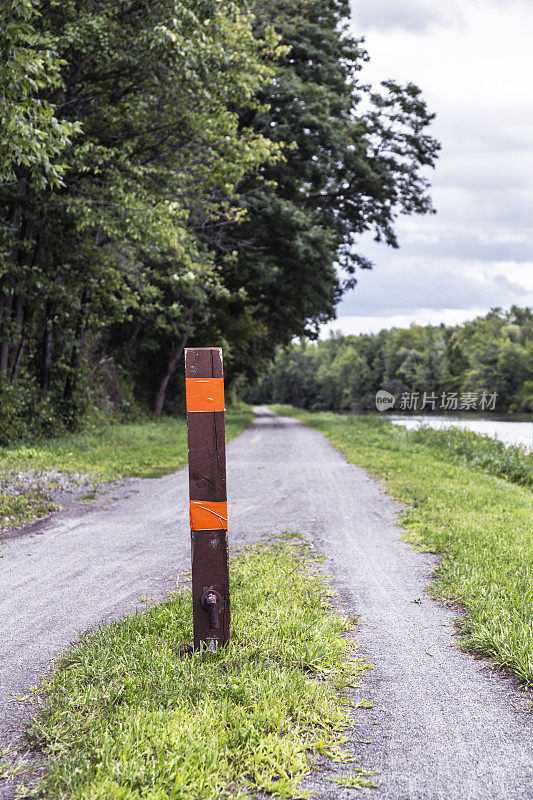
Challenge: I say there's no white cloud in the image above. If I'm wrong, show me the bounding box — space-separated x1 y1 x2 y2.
320 308 489 337
338 250 532 317
327 1 533 336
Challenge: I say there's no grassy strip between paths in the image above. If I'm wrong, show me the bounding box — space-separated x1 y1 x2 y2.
0 404 254 530
17 539 369 800
271 406 533 687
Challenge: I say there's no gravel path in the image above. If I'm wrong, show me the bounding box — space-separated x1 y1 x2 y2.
1 408 531 798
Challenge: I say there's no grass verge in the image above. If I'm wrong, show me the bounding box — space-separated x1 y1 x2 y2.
0 404 253 530
405 424 532 487
271 406 533 687
20 539 369 800
0 404 253 480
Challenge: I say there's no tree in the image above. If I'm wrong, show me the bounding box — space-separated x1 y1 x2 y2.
0 0 79 190
248 309 533 414
215 0 440 380
1 0 442 431
0 0 280 431
0 0 80 390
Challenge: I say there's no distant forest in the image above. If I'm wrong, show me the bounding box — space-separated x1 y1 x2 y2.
247 308 533 414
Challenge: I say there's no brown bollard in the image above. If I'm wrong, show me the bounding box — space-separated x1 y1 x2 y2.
184 347 230 651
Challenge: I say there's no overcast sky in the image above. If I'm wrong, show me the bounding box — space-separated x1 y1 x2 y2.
322 0 533 336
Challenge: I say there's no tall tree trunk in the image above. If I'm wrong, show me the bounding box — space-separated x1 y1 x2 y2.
9 296 25 369
124 322 141 357
12 336 27 380
10 296 26 377
62 287 92 414
41 301 56 390
1 178 28 375
62 231 101 415
153 311 193 415
0 290 13 375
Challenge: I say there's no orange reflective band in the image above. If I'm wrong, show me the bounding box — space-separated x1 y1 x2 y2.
185 378 225 412
190 500 228 531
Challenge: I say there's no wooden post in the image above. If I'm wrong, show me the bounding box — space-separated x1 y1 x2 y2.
185 347 230 650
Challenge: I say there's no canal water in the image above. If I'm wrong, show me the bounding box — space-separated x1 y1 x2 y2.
388 414 533 452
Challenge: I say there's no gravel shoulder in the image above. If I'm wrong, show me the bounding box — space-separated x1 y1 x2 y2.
0 470 122 541
1 407 531 799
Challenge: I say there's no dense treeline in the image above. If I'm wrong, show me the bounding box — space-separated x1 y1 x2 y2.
0 0 439 442
248 308 533 413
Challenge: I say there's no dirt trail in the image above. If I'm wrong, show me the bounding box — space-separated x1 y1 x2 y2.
1 408 531 799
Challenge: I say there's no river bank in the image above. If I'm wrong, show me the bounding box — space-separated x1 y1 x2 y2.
385 413 532 451
272 406 533 685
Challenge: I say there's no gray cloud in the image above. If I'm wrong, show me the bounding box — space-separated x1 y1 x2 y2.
400 233 533 264
338 252 531 316
332 1 533 333
353 0 528 35
354 0 463 33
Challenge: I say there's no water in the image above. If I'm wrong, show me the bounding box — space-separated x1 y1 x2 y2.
388 415 533 452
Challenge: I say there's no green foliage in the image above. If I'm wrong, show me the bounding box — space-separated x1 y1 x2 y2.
218 0 440 378
250 307 533 413
1 0 439 434
24 541 369 799
327 768 379 790
0 0 80 188
273 407 533 686
1 0 282 428
0 373 58 444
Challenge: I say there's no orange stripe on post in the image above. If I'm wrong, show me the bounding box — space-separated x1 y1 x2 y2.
190 500 228 531
185 378 225 412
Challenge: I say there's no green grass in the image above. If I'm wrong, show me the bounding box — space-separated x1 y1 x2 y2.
271 406 533 687
0 404 253 530
21 540 370 800
407 424 532 487
0 404 253 480
327 768 379 790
